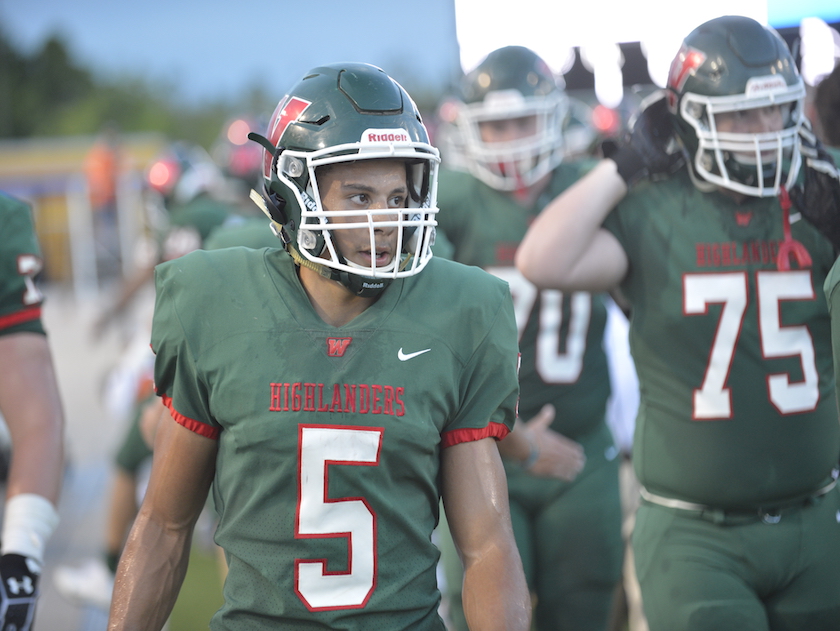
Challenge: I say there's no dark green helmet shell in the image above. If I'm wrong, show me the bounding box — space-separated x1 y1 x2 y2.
461 46 559 105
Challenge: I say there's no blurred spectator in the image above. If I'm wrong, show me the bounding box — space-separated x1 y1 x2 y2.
84 122 124 280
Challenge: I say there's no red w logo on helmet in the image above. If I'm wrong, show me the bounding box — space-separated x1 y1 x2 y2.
262 95 312 178
667 44 706 111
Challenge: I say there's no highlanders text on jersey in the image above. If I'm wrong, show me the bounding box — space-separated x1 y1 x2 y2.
0 193 45 337
603 169 838 509
151 249 520 630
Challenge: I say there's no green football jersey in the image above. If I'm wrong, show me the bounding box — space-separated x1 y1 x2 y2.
0 193 45 336
437 165 610 437
204 217 282 251
603 169 839 508
151 250 520 630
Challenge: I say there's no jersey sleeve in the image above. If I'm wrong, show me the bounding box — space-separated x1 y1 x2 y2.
0 195 45 337
441 275 520 447
150 260 220 439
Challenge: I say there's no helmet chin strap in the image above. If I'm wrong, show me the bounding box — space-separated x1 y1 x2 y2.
330 247 394 298
288 246 333 279
288 242 392 298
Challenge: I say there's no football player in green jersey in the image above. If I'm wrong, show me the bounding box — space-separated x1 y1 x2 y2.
518 16 840 631
0 193 64 631
433 46 625 631
108 63 530 631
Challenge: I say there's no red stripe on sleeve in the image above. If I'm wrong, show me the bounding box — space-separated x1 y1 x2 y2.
441 421 510 449
0 306 42 331
161 394 220 440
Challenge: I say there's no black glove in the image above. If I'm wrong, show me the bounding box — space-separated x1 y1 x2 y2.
610 91 684 188
789 123 840 251
0 554 40 631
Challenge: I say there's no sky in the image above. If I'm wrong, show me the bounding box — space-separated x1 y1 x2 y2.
0 0 463 105
1 0 838 108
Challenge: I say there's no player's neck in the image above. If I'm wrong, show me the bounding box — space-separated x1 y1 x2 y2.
297 265 376 327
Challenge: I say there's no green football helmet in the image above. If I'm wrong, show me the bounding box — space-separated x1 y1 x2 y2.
250 63 440 297
666 15 805 197
457 46 567 191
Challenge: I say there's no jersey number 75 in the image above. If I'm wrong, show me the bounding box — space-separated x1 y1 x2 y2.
684 270 818 419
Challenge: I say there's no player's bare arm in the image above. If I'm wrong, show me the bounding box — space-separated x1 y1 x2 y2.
515 160 629 292
108 413 217 631
0 332 64 504
441 437 531 631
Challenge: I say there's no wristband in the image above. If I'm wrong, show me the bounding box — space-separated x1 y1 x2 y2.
1 494 59 567
521 432 540 470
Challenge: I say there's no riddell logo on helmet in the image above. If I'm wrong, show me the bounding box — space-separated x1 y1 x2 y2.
361 129 410 143
745 75 788 96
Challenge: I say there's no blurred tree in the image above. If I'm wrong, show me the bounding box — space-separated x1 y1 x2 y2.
0 27 276 149
0 28 24 136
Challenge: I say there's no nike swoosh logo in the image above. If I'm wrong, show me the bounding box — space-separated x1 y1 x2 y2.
398 348 431 361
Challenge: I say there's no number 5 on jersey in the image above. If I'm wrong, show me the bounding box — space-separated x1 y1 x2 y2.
295 425 382 610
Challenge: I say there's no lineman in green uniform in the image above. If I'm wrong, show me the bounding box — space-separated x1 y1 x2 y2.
0 193 64 631
518 16 840 631
108 62 531 631
434 46 623 631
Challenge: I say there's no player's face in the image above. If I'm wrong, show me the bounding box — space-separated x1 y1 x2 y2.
317 159 408 269
479 115 538 143
715 105 785 134
715 105 786 163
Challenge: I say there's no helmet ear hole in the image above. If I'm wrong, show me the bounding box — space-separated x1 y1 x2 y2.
262 185 288 224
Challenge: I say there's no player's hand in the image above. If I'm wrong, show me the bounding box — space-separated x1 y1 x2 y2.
610 91 684 188
522 405 586 481
789 123 840 251
0 554 40 631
